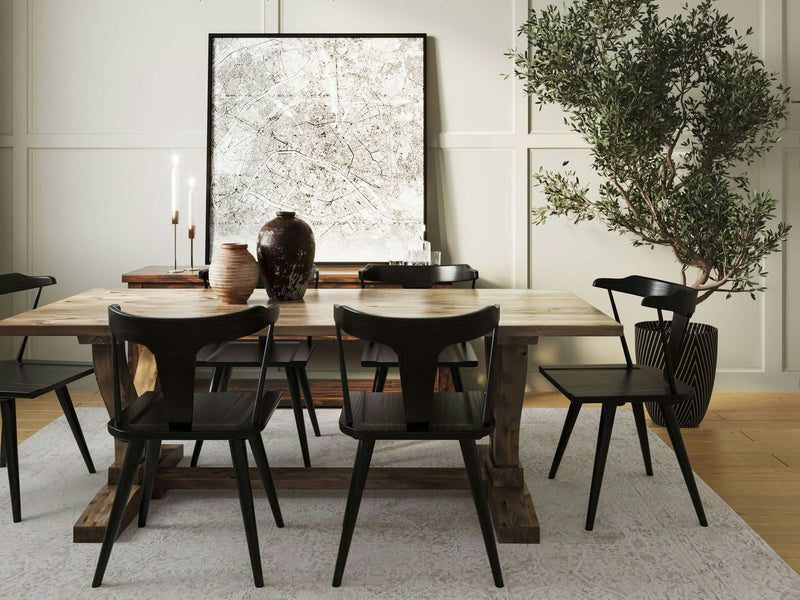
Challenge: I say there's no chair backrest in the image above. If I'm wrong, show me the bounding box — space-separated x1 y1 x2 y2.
334 304 499 430
358 264 478 289
0 273 58 363
108 303 279 431
199 265 319 290
593 275 698 393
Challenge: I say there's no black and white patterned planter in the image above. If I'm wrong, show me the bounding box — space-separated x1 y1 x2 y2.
634 321 718 428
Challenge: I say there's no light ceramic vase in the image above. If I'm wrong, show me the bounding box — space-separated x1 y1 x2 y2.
208 243 259 304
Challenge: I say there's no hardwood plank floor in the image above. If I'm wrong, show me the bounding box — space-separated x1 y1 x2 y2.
2 389 799 576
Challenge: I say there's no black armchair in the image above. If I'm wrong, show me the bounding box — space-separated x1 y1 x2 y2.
0 273 96 523
539 275 708 531
331 302 503 587
190 266 320 467
357 264 480 392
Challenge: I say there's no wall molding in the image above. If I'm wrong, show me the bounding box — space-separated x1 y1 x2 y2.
8 131 797 152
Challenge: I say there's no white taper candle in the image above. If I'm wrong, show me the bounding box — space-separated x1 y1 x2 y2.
171 155 180 217
187 177 195 227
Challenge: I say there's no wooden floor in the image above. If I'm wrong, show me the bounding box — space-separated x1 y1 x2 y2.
3 389 799 576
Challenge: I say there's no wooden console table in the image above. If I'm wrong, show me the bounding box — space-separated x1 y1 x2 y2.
122 265 370 289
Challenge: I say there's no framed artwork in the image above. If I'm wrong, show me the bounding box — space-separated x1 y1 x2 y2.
205 33 426 264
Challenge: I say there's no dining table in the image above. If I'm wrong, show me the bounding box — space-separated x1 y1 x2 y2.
0 286 622 544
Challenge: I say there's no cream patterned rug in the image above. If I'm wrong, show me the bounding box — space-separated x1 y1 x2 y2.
0 406 798 599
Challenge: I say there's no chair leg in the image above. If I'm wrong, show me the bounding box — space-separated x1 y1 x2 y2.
189 441 204 468
92 439 145 587
286 367 311 468
631 402 653 476
209 366 224 393
190 367 226 467
460 439 504 587
54 386 96 474
297 368 321 437
586 403 616 531
549 401 581 479
661 403 708 527
332 439 375 587
138 439 161 528
372 366 389 393
229 439 264 588
248 434 284 528
450 366 465 392
0 428 5 468
219 366 233 392
0 399 20 522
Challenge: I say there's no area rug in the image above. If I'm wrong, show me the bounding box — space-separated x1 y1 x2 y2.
0 406 798 599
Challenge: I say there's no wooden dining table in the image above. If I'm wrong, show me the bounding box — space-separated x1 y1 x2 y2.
0 287 621 544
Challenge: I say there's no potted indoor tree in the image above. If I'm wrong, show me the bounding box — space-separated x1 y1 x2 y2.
508 0 792 426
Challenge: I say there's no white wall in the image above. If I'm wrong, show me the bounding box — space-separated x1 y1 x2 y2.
1 0 797 391
0 0 14 360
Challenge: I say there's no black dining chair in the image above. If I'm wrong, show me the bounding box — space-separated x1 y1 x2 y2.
358 264 480 392
92 303 284 588
190 265 320 468
331 303 503 588
539 275 708 531
0 273 96 523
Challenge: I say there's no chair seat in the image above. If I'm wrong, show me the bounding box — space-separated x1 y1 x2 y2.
360 341 478 368
107 390 283 440
197 339 314 367
0 360 94 398
339 391 493 440
539 363 693 404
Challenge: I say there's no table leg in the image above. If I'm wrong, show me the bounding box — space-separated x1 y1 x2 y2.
435 367 455 391
133 346 158 397
72 340 183 543
91 342 137 466
478 340 540 543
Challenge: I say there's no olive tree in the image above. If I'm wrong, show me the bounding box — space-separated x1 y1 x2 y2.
508 0 791 301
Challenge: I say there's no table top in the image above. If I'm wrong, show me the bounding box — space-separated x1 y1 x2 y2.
0 287 622 343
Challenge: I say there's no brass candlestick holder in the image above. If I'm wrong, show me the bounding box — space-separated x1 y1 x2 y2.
186 225 200 272
168 211 184 273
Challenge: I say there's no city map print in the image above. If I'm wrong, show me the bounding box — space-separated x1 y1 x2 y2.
207 35 426 262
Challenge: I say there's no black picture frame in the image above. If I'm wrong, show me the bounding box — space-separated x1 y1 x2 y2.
205 33 427 265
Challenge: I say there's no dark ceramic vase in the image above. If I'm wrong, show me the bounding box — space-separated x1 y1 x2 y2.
257 211 316 301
